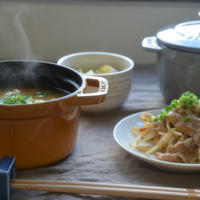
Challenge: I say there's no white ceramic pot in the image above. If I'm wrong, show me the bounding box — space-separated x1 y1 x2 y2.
142 21 200 104
57 51 134 113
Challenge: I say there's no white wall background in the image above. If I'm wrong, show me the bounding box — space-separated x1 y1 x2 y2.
0 0 199 65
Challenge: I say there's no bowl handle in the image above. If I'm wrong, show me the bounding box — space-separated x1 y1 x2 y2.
76 75 108 105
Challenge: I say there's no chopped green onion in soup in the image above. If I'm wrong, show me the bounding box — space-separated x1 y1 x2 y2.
0 88 67 104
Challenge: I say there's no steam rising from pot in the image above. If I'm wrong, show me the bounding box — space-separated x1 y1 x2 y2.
0 3 43 86
0 3 37 60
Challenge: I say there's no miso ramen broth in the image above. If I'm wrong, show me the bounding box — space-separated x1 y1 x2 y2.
0 88 68 104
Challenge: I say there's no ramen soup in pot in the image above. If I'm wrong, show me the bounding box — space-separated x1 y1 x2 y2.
0 88 68 104
0 60 108 169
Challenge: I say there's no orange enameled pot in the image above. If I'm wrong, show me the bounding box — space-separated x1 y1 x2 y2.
0 60 108 169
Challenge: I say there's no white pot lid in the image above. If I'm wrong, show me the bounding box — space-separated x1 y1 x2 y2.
157 21 200 53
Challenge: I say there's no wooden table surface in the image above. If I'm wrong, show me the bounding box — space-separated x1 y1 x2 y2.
13 64 199 200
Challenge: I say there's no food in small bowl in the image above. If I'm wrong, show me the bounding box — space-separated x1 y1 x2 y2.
131 91 200 164
0 60 108 169
57 51 134 113
78 64 118 75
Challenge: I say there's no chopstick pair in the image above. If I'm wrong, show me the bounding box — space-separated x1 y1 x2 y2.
11 179 200 200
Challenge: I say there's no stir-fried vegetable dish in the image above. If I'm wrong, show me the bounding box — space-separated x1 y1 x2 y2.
131 91 200 163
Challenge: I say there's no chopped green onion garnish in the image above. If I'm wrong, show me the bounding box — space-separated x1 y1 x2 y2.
36 91 47 97
150 91 200 122
0 93 34 104
183 116 190 122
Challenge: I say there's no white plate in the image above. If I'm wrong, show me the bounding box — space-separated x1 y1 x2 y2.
113 109 200 172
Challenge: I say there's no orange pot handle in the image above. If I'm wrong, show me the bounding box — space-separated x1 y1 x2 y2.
77 75 108 105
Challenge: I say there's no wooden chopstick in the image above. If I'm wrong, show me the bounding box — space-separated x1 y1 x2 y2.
11 179 200 200
11 179 199 193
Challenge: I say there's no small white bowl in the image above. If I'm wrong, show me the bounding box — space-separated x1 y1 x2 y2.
57 51 134 113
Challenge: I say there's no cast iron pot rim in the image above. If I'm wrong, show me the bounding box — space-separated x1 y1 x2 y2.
0 59 85 107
